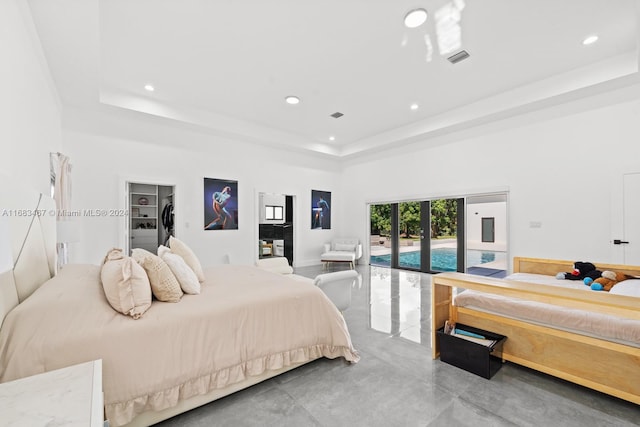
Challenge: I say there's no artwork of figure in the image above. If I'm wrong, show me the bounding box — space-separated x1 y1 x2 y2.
311 190 331 229
204 178 238 230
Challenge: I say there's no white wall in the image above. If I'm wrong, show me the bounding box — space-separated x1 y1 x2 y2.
66 92 640 269
1 0 61 194
63 111 340 267
340 95 640 269
466 202 507 251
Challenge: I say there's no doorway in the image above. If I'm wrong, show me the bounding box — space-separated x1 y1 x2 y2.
258 193 294 265
127 182 175 254
622 173 640 264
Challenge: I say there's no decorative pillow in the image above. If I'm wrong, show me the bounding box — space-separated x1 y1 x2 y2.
157 245 171 258
132 248 183 302
161 252 201 294
169 236 205 282
334 243 356 252
609 279 640 297
100 248 151 319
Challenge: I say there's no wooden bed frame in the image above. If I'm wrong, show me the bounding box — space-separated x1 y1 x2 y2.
431 257 640 405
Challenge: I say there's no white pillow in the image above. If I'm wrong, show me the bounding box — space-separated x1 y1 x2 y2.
132 248 183 302
334 243 356 252
157 245 171 258
162 252 201 294
100 248 152 319
609 279 640 297
169 236 205 282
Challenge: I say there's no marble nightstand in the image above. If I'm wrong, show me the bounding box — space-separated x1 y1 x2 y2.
0 359 103 426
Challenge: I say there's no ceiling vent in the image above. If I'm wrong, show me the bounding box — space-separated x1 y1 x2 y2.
447 50 470 64
330 112 344 118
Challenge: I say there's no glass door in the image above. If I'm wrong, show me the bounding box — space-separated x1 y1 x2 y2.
465 194 508 277
429 198 464 272
370 203 392 267
398 202 421 270
369 198 464 273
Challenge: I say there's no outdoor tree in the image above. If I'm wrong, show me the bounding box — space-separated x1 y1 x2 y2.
371 200 457 240
370 204 391 237
431 199 457 238
399 202 420 238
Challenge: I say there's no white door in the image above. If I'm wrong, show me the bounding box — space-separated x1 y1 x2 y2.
622 173 640 264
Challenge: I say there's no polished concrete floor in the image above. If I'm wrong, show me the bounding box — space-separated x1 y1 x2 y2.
156 264 640 427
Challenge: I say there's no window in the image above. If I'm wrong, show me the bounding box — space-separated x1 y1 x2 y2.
265 205 283 220
481 217 495 243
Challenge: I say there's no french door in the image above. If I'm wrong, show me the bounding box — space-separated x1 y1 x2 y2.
370 198 465 273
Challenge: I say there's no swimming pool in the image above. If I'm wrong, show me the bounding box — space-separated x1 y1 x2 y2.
370 248 504 271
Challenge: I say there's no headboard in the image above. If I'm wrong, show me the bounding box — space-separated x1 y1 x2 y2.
0 177 56 327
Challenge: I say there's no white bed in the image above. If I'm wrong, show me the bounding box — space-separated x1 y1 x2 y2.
454 272 640 347
0 179 359 426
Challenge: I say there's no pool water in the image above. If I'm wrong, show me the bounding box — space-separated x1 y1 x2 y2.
370 247 503 271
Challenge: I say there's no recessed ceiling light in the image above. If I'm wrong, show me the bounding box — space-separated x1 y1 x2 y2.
329 136 335 141
404 8 428 28
144 84 155 92
285 96 300 105
410 103 419 111
583 35 599 45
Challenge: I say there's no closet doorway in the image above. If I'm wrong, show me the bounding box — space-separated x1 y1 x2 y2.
127 182 175 254
258 193 294 265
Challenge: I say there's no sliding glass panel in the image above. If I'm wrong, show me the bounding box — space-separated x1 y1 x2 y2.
466 194 508 277
430 199 458 272
398 201 421 270
369 204 392 267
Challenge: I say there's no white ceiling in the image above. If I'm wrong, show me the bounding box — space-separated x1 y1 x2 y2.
27 0 639 158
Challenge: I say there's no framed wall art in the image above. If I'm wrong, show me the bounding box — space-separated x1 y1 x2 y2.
204 178 238 230
311 189 331 230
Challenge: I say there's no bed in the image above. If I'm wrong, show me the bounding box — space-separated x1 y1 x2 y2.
431 257 640 405
0 179 359 427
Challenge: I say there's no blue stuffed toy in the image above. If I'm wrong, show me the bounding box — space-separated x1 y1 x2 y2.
583 277 603 291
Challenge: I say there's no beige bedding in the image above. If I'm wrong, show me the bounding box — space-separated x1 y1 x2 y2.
0 264 359 426
454 273 640 346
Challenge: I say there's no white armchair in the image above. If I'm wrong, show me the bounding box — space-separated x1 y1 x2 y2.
313 270 359 311
320 238 363 269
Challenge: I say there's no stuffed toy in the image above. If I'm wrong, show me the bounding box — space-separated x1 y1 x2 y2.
555 261 602 281
584 270 635 291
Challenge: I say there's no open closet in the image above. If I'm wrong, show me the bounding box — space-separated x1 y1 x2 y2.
128 182 175 253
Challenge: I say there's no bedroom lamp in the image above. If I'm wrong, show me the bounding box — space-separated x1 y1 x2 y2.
56 220 79 269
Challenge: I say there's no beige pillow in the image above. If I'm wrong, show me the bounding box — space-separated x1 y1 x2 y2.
162 252 201 294
169 236 205 282
100 248 151 319
132 248 183 302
